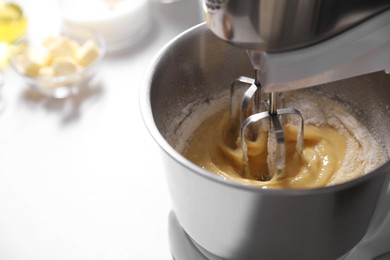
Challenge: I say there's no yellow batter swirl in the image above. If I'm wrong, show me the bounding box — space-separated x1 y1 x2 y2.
181 91 387 189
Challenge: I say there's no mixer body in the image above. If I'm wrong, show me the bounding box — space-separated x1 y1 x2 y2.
142 1 390 259
203 0 390 92
203 0 390 52
140 24 390 259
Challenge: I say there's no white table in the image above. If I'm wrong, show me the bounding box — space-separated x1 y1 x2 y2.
0 1 203 259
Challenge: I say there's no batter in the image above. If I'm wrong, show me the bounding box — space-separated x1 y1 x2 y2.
179 90 388 189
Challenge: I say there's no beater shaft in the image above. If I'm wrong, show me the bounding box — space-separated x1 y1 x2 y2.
254 69 261 114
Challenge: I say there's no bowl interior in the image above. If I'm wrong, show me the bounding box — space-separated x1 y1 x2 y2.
149 24 390 165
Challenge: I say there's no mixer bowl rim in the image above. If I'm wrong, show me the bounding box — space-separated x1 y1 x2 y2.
139 22 390 196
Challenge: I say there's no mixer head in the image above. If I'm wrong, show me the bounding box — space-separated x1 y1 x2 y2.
203 0 390 52
203 0 390 92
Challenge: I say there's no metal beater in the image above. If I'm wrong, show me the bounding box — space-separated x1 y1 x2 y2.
203 0 390 180
230 66 304 181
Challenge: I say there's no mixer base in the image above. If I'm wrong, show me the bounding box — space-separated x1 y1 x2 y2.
168 211 221 260
168 211 390 260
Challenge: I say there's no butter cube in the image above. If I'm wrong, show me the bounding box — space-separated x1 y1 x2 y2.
38 66 54 78
45 36 75 59
52 57 79 76
76 40 100 67
15 49 50 76
15 54 41 76
28 48 51 66
43 35 59 49
70 40 80 53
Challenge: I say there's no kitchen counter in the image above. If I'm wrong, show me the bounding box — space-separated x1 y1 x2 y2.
0 1 203 259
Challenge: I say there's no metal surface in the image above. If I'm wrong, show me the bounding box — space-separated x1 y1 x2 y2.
203 0 390 93
239 105 304 181
232 76 304 180
168 210 390 260
203 0 390 52
254 8 390 92
140 24 390 259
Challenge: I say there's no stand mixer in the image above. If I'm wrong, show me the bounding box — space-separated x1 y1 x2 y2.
140 0 390 259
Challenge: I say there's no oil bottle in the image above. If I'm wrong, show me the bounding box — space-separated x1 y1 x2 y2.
0 1 27 67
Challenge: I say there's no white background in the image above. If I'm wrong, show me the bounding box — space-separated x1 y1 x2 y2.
0 1 203 259
2 1 390 260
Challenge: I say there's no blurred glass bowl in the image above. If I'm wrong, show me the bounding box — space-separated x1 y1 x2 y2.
9 28 105 99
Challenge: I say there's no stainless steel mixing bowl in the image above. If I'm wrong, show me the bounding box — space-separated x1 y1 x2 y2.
140 23 390 260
